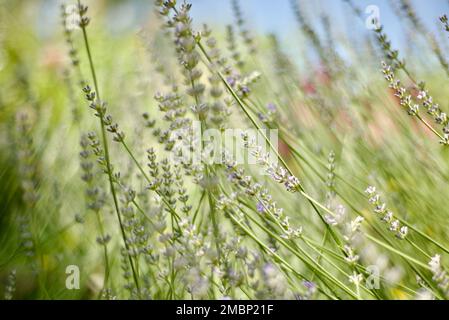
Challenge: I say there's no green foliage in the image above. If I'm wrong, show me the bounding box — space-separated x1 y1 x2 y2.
1 0 449 300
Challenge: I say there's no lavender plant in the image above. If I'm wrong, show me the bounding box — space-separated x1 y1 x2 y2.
1 0 449 301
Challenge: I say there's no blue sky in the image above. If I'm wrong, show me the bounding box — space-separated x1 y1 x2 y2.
188 0 449 47
38 0 449 53
190 0 448 32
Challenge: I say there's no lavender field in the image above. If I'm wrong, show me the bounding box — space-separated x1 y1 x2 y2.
1 0 449 300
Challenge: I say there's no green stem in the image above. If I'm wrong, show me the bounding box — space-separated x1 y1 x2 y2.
93 209 110 295
77 2 140 291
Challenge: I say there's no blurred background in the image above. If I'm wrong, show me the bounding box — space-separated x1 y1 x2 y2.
6 0 449 63
2 0 449 299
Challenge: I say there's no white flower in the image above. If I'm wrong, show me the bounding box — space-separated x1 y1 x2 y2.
417 90 427 100
365 186 376 195
382 211 393 223
324 205 346 226
429 254 441 272
407 104 419 115
285 175 300 192
280 216 290 227
389 220 400 232
345 254 360 264
293 227 303 237
324 214 338 226
374 203 386 213
274 207 284 218
349 216 364 234
344 245 359 264
349 272 363 285
369 194 380 204
397 226 408 239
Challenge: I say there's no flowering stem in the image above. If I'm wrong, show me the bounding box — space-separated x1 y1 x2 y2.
415 114 445 141
225 208 340 299
120 139 181 223
202 42 344 246
280 126 449 254
77 1 140 291
233 205 358 299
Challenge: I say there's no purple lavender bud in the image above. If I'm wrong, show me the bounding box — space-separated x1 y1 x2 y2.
267 103 277 113
226 76 236 87
257 112 267 122
241 86 250 95
256 201 265 213
303 280 315 290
